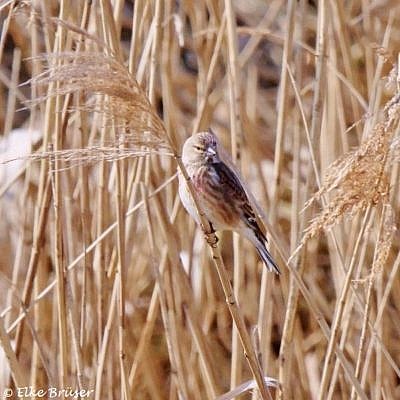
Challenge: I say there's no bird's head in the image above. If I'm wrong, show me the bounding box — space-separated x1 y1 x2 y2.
181 130 220 166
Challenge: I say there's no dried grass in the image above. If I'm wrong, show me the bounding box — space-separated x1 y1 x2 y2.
302 91 399 243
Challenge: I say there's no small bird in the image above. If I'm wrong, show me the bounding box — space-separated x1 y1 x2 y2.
178 130 280 274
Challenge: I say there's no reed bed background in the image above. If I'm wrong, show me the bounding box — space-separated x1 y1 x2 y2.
0 0 399 399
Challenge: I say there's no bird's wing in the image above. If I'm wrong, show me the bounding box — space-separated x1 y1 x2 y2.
212 161 247 202
212 161 267 242
217 144 271 225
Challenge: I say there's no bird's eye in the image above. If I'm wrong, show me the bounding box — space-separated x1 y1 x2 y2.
194 145 203 151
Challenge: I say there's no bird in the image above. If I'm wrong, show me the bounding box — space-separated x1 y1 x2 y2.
178 130 280 274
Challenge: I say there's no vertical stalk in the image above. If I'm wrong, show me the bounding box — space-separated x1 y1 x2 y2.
224 0 245 392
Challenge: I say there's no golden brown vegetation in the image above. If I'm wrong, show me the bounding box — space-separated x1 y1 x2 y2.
0 1 399 399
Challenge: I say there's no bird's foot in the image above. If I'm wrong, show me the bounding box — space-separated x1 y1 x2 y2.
205 234 219 248
202 222 219 248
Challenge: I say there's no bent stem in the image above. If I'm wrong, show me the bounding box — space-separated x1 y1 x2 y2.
206 245 272 400
174 155 271 400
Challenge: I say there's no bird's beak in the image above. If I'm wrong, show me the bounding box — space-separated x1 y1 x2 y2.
206 147 217 162
206 147 216 157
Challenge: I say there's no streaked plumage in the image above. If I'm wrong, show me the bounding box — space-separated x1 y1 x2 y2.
178 130 280 274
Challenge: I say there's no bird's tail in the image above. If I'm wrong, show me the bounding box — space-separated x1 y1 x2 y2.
242 212 280 274
255 242 280 274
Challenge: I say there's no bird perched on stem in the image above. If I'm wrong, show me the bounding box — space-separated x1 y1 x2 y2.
178 130 280 274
